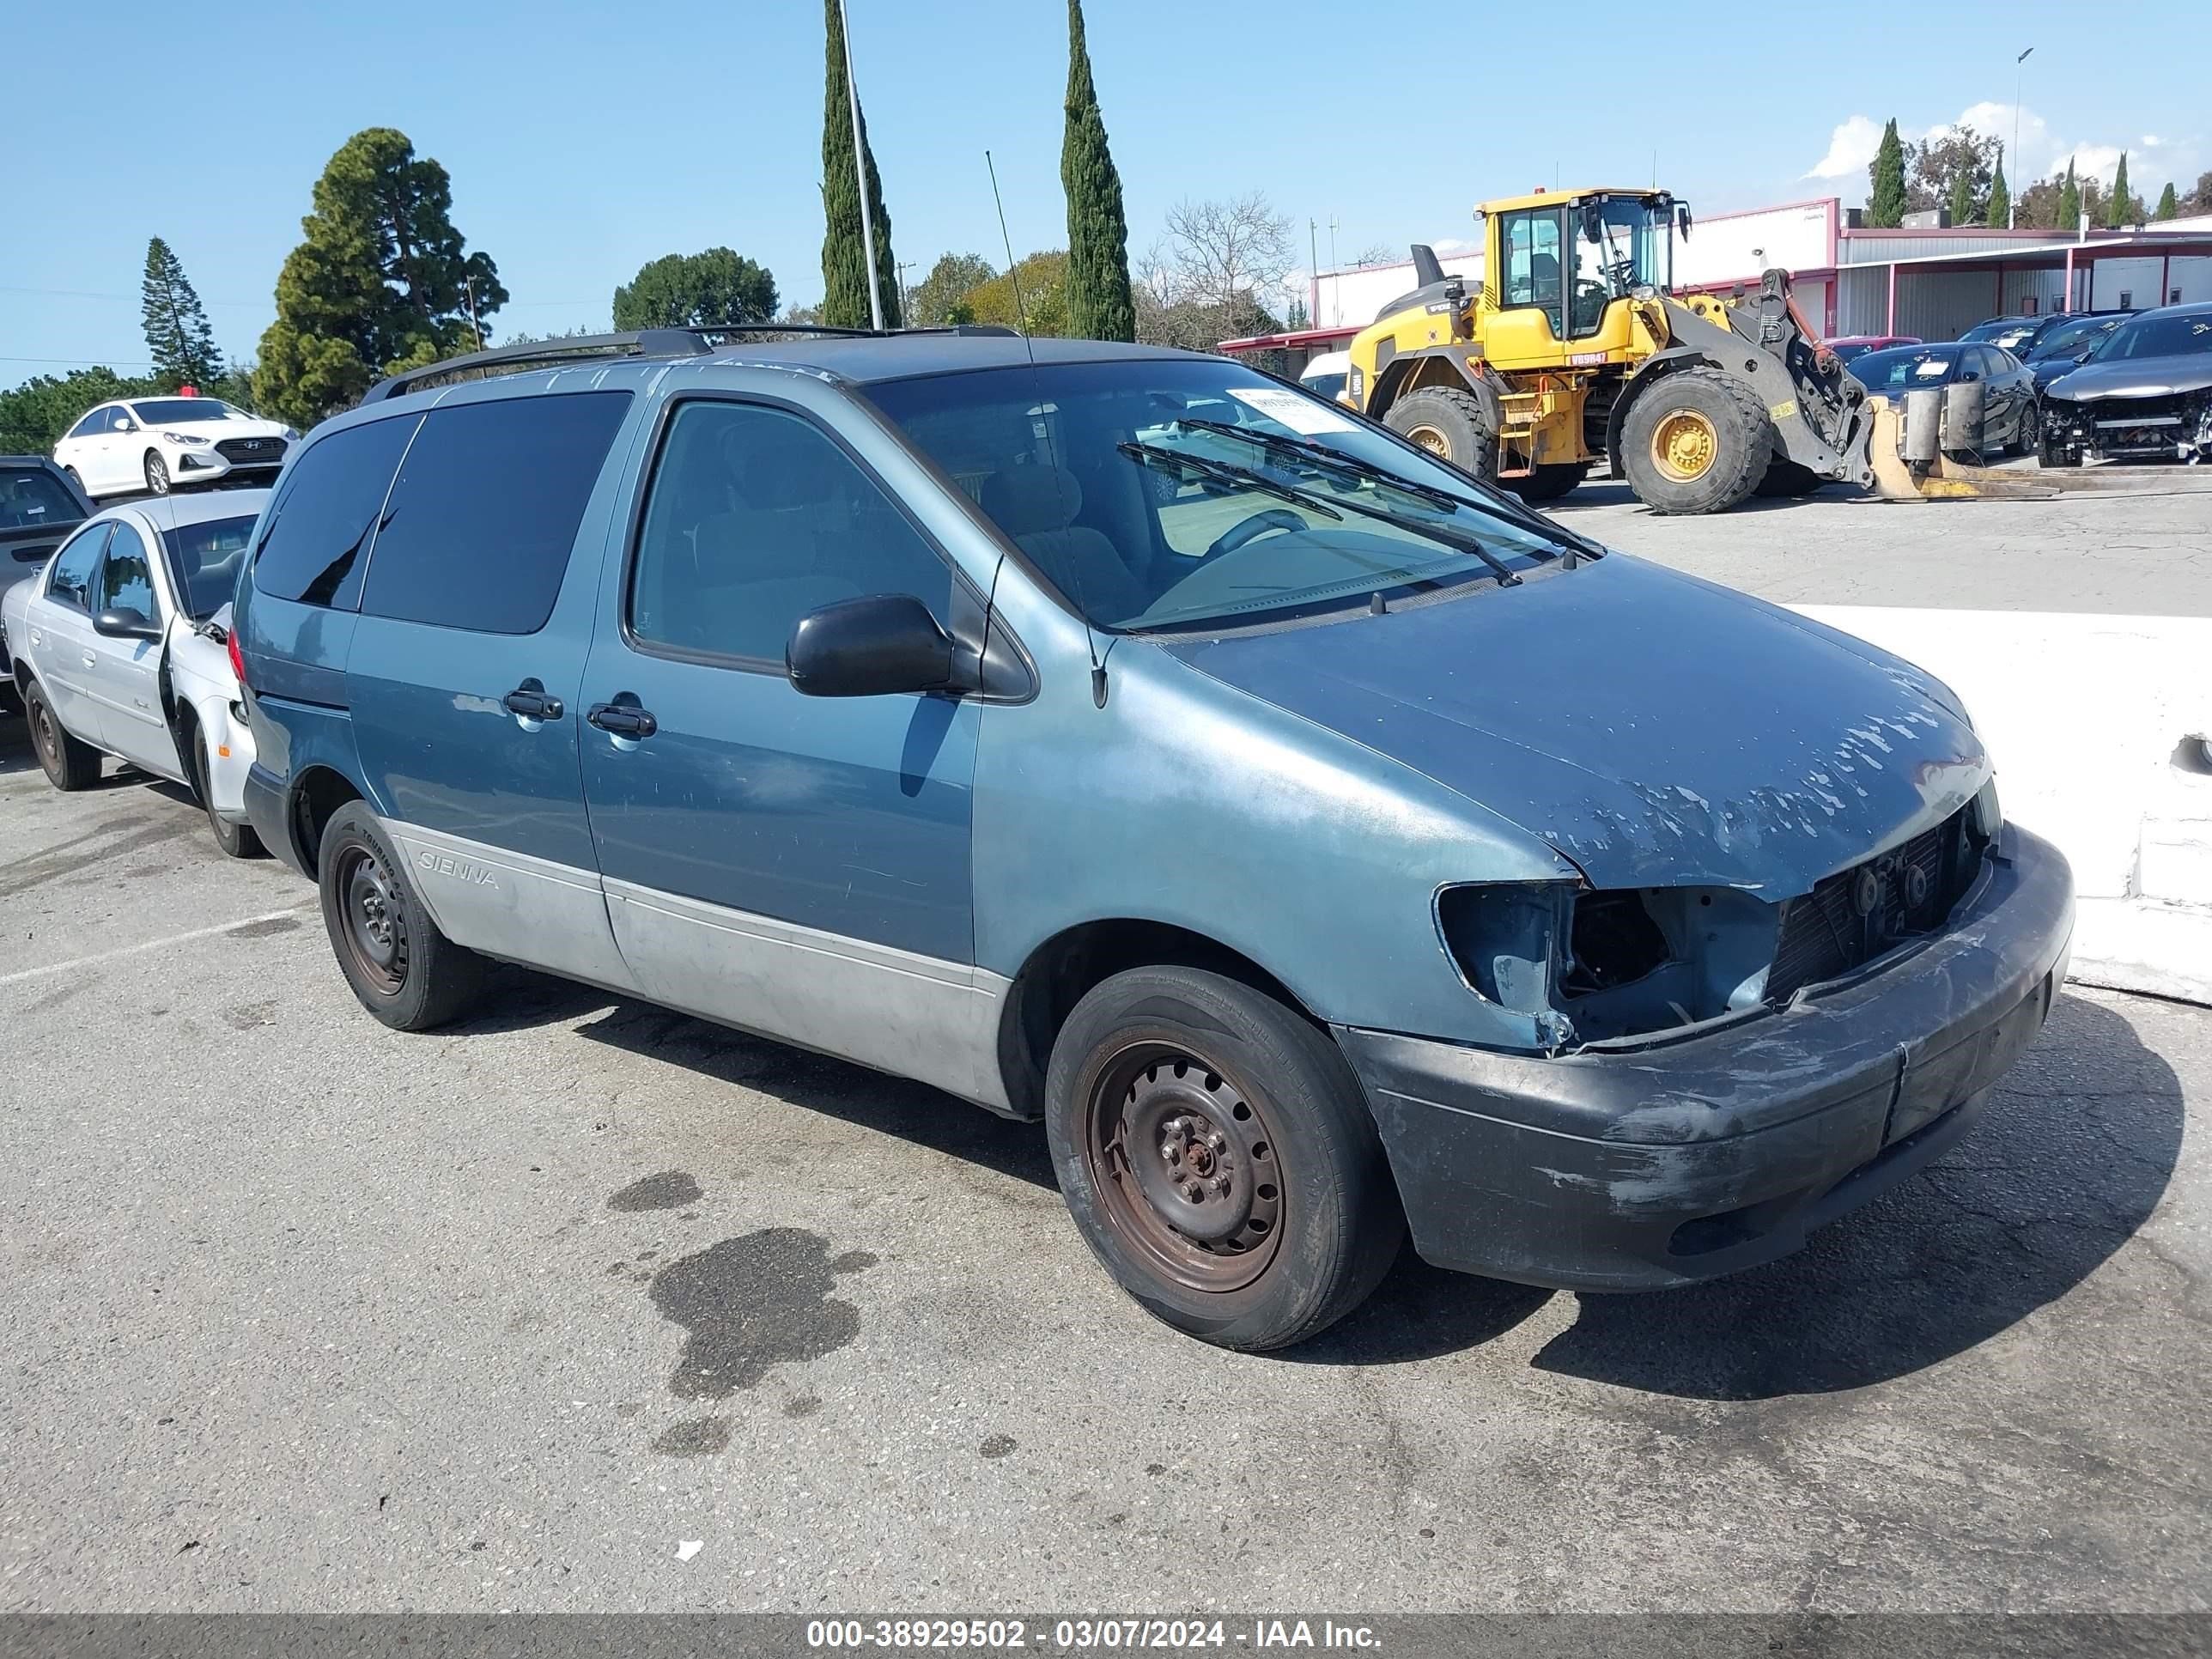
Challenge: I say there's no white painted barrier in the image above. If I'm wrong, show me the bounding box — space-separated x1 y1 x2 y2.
1793 606 2212 1006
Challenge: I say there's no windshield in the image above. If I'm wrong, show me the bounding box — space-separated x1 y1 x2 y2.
2028 314 2124 359
865 359 1573 632
1847 345 1961 391
1960 319 2035 349
0 469 83 529
130 398 242 426
2103 312 2212 360
160 514 256 620
1576 197 1673 298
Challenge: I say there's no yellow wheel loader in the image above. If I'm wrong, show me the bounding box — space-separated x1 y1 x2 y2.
1343 188 1875 514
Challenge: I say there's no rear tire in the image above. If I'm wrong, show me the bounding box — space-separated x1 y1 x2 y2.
1383 384 1501 485
1045 966 1405 1352
192 727 264 860
1620 368 1769 514
64 466 85 495
24 678 100 791
317 802 489 1031
1506 462 1590 502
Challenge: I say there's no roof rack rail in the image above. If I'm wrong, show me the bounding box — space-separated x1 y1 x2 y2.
361 321 1024 404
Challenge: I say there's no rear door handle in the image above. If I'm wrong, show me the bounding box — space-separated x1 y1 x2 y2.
587 702 658 739
503 684 564 720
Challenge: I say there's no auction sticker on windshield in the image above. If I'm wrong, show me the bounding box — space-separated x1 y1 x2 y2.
1225 385 1358 434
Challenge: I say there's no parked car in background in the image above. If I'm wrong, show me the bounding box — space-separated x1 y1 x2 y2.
1298 350 1352 404
1847 342 2038 454
1826 334 1920 365
1961 315 2067 356
232 330 2070 1352
0 457 94 714
2022 310 2136 392
52 395 295 500
3 491 267 855
2040 301 2212 466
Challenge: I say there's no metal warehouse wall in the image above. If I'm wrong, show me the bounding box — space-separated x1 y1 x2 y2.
2002 266 2068 315
1893 270 2009 341
1836 266 1889 336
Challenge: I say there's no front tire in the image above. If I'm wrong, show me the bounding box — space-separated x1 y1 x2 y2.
1045 966 1404 1351
1383 384 1501 485
24 678 101 790
192 728 263 859
317 802 488 1030
143 451 170 495
1620 368 1769 514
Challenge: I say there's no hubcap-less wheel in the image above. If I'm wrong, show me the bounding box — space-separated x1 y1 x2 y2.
144 452 170 495
1405 423 1450 459
1651 410 1718 482
336 844 407 994
30 696 62 769
1085 1044 1284 1293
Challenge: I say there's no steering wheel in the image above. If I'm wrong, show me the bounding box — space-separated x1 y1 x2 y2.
1206 508 1306 560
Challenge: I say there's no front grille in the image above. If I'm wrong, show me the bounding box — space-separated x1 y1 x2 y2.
1767 808 1976 1003
216 437 287 465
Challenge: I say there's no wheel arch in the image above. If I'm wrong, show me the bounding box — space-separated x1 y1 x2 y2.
284 763 367 876
1368 347 1487 422
994 918 1322 1122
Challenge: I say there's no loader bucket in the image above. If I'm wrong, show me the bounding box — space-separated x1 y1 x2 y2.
1864 394 2068 501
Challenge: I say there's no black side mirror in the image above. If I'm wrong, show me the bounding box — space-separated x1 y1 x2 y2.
787 593 970 698
94 606 161 641
1676 203 1693 240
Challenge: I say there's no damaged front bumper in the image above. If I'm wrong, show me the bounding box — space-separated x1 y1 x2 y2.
1335 824 2074 1291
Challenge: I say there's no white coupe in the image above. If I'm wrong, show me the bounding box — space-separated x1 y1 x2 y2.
52 395 295 500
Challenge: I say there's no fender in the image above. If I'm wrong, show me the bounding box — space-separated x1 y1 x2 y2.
1370 344 1491 420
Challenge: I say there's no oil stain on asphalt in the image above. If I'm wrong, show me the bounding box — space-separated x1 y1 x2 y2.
649 1228 877 1400
609 1170 703 1212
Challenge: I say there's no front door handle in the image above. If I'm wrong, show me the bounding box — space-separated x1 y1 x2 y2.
503 684 564 720
587 702 658 739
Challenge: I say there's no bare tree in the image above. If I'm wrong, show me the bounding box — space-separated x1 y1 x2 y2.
1352 242 1398 268
1161 194 1296 317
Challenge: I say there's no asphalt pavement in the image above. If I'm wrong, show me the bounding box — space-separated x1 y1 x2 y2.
2 483 2208 1614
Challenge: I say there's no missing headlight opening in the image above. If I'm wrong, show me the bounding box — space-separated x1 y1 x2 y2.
1438 803 1993 1048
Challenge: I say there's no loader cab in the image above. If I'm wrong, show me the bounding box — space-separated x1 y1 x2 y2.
1483 189 1685 361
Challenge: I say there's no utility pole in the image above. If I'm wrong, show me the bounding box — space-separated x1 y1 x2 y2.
1308 219 1320 333
2010 46 2033 228
839 0 884 331
896 259 917 321
462 276 483 351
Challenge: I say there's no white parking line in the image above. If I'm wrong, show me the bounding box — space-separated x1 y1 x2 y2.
0 902 315 988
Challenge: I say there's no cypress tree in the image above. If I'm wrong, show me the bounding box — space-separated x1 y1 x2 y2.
141 237 222 390
819 0 901 330
1946 169 1976 228
2056 161 2081 233
2106 152 2132 226
2154 182 2179 221
1060 0 1135 343
1869 119 1907 227
1985 162 2011 229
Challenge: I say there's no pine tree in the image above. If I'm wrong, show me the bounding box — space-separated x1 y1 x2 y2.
2056 161 2081 234
819 0 900 330
141 238 222 390
2154 182 2179 221
1985 162 2011 229
1060 0 1135 343
2106 152 2134 226
1869 119 1908 227
1947 169 1976 228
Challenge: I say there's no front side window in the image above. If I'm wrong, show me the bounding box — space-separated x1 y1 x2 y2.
629 399 954 665
46 523 111 609
94 521 158 620
1500 208 1564 335
253 414 419 611
866 359 1571 634
161 514 258 621
360 391 630 635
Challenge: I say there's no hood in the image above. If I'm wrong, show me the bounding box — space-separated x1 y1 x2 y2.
2045 356 2212 402
1160 556 1987 895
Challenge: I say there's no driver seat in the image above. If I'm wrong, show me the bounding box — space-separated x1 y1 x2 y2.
980 465 1147 623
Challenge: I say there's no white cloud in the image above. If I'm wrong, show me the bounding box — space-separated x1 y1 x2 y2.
2055 143 2124 186
1803 114 1883 179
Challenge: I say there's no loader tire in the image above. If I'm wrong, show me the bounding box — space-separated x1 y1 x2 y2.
1621 368 1770 515
1507 462 1590 503
1384 385 1500 484
1755 459 1826 498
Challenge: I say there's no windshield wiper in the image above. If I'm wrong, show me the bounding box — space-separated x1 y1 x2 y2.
1128 436 1521 589
1169 416 1602 560
1117 441 1342 522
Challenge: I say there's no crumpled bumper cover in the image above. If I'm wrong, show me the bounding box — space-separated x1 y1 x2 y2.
1336 825 2075 1291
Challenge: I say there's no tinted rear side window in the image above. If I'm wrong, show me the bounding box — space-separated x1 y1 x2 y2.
254 415 418 610
361 391 631 635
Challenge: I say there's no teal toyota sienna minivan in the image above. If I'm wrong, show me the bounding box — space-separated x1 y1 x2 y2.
233 327 2073 1350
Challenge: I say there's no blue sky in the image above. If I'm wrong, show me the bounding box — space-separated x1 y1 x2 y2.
4 0 2203 387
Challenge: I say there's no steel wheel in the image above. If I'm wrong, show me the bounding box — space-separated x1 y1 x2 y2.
30 694 62 770
1650 410 1718 483
1403 423 1450 459
144 451 170 495
335 843 408 994
1083 1042 1284 1294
